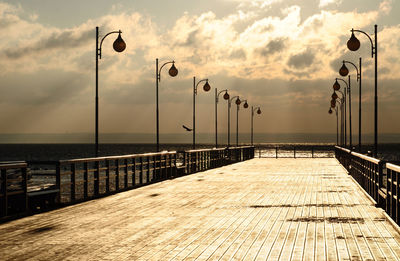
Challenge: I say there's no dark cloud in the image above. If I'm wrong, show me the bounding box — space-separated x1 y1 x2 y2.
287 49 315 69
3 29 92 59
229 49 246 60
255 38 286 60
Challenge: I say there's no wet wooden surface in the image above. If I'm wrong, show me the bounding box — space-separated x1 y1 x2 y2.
1 158 400 260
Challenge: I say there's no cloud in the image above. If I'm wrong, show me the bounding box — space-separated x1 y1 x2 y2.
287 49 315 70
319 0 342 8
1 1 400 134
4 29 92 59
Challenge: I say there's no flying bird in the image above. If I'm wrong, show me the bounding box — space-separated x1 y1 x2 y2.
182 125 193 132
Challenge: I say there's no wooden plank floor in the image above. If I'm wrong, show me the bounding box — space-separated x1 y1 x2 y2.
2 158 400 260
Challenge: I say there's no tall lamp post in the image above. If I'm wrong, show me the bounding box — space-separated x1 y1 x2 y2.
334 77 351 148
347 25 378 156
339 58 362 151
228 96 241 147
332 89 345 145
236 99 249 146
95 26 126 157
215 89 230 148
333 79 348 147
193 77 211 149
155 59 178 151
251 106 261 145
331 97 343 145
328 107 339 145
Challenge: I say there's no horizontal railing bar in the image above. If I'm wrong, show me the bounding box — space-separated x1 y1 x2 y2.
351 151 381 164
58 151 177 164
0 163 27 169
387 163 400 173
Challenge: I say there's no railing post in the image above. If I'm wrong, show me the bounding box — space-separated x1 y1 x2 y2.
94 161 100 196
1 169 7 217
124 159 128 188
105 160 110 193
84 162 89 198
174 153 178 177
132 157 136 186
276 147 278 159
22 167 28 213
396 169 400 224
71 164 76 202
115 159 120 191
56 162 61 204
140 157 143 185
147 156 150 183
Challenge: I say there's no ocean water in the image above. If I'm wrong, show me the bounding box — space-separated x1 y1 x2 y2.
1 143 399 163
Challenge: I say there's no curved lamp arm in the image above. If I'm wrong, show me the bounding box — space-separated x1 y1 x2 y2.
335 90 345 102
158 61 175 82
216 89 228 103
252 106 261 116
229 96 240 108
194 79 208 95
351 28 375 58
343 60 360 82
229 96 240 103
336 78 348 88
98 30 121 59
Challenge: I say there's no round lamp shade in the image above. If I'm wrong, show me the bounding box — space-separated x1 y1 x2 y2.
113 33 126 52
339 63 349 77
347 31 360 51
169 63 178 77
223 92 230 100
257 108 261 114
235 98 241 105
333 80 340 91
203 81 211 92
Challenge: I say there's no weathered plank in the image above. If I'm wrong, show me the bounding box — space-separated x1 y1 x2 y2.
1 158 400 260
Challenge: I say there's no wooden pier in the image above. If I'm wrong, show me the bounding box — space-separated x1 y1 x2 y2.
1 158 400 260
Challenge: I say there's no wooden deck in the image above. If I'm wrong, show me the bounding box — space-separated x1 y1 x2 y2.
1 158 400 260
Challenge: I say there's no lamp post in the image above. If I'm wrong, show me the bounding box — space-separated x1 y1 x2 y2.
334 77 351 148
228 96 241 147
339 58 362 151
215 89 229 148
328 106 339 145
236 100 249 146
193 77 211 149
155 59 178 151
332 90 345 145
95 26 126 157
331 97 343 145
251 106 261 145
333 78 348 146
347 25 378 156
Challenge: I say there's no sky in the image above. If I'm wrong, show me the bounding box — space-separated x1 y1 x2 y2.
0 0 399 143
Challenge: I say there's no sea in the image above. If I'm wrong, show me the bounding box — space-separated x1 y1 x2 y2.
1 143 400 163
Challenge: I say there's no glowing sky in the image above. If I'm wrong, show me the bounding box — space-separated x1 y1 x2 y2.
0 0 399 140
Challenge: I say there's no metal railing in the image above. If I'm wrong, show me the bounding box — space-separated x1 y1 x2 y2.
257 145 334 158
55 151 177 204
2 146 254 219
0 162 28 217
334 146 400 226
386 163 400 224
